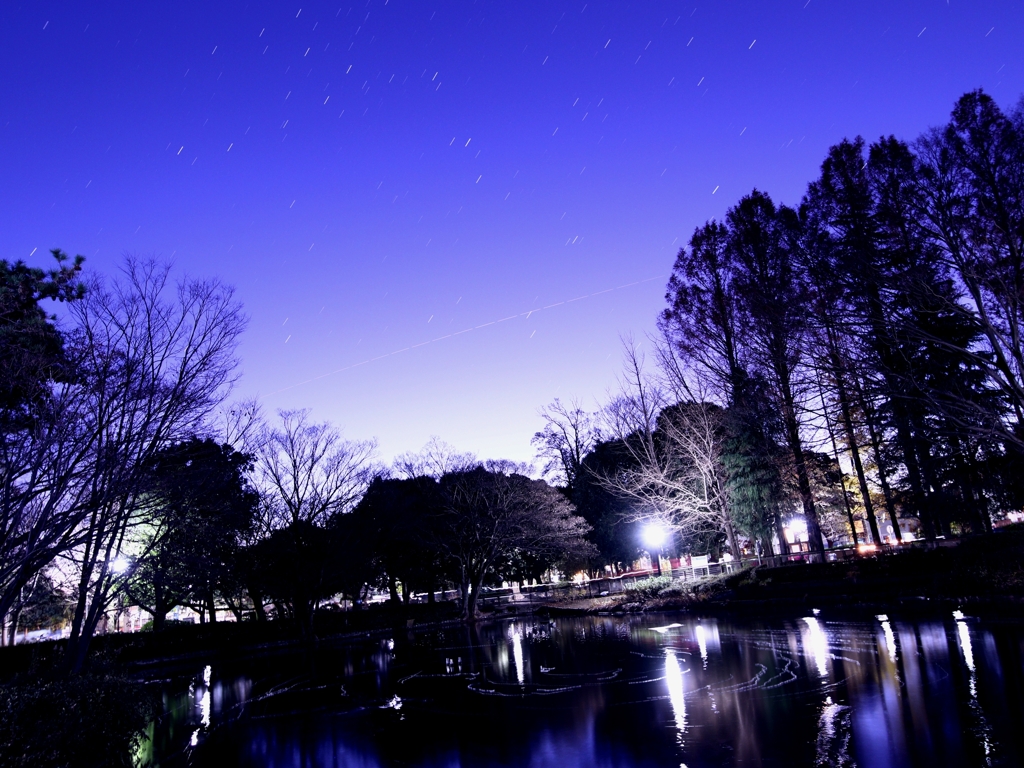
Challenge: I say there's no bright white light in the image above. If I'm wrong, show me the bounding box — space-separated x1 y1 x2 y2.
200 688 210 728
957 619 975 673
880 620 897 663
511 623 525 686
695 625 708 668
199 665 212 728
650 623 683 634
111 556 129 574
803 617 829 678
665 649 687 734
788 518 808 538
642 522 669 549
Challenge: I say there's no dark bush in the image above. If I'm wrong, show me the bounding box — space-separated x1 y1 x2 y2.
0 668 155 768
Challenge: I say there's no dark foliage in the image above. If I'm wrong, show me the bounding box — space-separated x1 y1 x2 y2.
0 249 84 421
0 666 155 768
128 438 259 629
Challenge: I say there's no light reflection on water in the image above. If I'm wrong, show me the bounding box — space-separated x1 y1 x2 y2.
664 648 687 735
143 614 1024 767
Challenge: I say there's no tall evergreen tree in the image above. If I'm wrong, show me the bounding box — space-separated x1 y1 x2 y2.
727 190 826 555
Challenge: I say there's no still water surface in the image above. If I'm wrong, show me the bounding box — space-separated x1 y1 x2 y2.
144 613 1024 767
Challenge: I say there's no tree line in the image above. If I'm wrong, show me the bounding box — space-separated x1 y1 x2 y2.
2 89 1022 659
0 255 592 655
534 89 1024 564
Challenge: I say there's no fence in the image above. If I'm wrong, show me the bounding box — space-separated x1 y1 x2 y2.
467 535 955 608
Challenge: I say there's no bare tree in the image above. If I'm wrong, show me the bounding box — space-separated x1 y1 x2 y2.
531 398 603 489
215 397 265 453
60 258 246 670
251 410 376 635
435 466 592 618
599 341 740 557
0 384 96 639
256 409 377 529
392 436 476 480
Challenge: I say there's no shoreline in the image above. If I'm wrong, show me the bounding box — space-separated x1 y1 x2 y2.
4 526 1023 675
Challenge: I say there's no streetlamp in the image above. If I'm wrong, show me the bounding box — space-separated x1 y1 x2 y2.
642 522 669 577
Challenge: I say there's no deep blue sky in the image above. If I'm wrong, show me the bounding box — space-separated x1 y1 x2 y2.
2 1 1022 463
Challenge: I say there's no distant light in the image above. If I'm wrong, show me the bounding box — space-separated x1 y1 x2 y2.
857 543 877 554
695 624 708 667
111 556 130 574
510 623 525 686
803 617 829 678
642 522 669 549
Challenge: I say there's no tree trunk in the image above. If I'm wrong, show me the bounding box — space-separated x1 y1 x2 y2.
247 584 267 621
858 385 902 542
818 370 860 547
910 417 945 538
721 509 740 562
224 595 244 622
6 605 21 647
65 525 97 670
153 580 167 632
829 367 881 545
207 591 218 624
467 577 482 620
780 394 825 556
773 512 788 557
293 592 313 639
831 453 859 548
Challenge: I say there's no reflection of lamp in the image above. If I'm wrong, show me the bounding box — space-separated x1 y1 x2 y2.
665 649 686 733
642 523 669 576
802 617 829 678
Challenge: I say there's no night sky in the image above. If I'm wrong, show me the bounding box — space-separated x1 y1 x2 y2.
2 1 1022 463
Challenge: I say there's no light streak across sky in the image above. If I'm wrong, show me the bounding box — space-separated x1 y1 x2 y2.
265 274 663 397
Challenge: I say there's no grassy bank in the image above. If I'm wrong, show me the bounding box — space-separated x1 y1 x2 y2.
7 527 1024 677
599 525 1024 618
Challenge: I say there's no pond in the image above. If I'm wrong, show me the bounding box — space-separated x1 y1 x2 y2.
141 611 1024 767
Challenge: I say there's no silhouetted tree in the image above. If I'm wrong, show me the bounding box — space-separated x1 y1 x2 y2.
253 410 375 636
127 438 258 630
351 476 447 604
435 465 592 618
63 258 246 672
727 190 826 555
532 398 603 491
